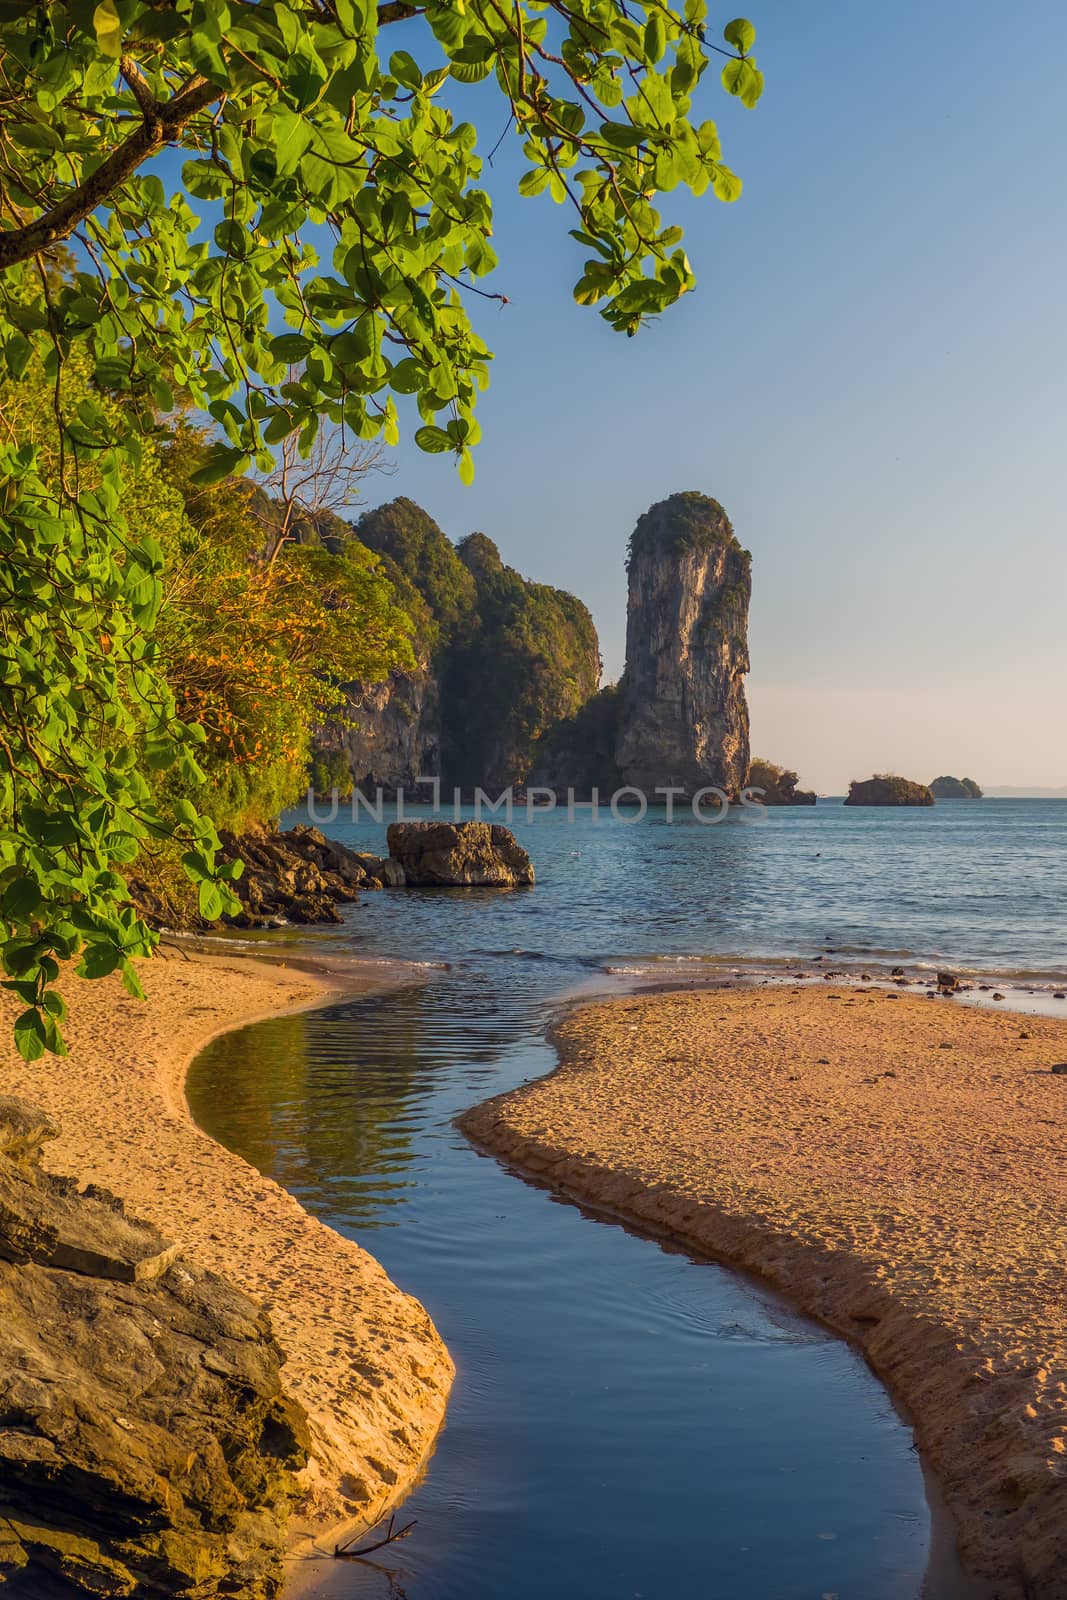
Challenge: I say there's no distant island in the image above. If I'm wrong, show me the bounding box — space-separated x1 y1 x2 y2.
930 775 983 799
844 775 935 807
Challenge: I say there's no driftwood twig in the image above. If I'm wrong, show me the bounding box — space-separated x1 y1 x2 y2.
334 1514 417 1560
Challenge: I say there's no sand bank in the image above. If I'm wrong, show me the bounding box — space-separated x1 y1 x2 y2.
0 949 454 1564
461 985 1067 1599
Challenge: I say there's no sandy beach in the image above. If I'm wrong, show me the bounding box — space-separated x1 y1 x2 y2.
460 984 1067 1599
0 948 454 1576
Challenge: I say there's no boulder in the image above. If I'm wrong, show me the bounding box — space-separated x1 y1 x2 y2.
354 853 408 888
0 1100 309 1598
385 821 534 886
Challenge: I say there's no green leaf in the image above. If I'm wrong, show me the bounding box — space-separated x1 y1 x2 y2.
121 961 146 1000
78 943 122 980
721 56 763 108
414 425 455 454
272 109 313 178
188 445 250 485
644 13 667 64
389 50 422 89
13 1008 46 1063
599 121 647 150
198 880 225 921
92 0 122 59
723 18 756 54
518 167 550 198
2 876 41 921
711 162 743 201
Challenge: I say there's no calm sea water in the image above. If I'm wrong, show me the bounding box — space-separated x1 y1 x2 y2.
189 799 1063 1599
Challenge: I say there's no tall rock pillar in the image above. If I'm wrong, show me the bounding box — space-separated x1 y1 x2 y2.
615 492 751 798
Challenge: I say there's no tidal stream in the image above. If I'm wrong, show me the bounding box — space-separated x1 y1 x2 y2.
187 799 1055 1597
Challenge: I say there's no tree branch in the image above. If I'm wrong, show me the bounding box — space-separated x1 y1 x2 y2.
378 3 420 23
0 75 221 271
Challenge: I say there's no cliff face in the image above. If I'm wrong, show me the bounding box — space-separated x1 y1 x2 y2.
615 493 751 798
339 664 439 796
324 500 600 795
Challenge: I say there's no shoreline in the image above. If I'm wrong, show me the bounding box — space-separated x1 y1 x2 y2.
460 984 1067 1600
0 947 455 1587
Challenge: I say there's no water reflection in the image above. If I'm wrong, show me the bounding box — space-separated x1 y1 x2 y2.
189 958 942 1599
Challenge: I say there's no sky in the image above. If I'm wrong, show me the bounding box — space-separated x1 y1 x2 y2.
358 0 1066 794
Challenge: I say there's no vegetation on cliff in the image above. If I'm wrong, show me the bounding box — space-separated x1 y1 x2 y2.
333 502 601 791
626 491 751 567
930 776 984 799
0 1 763 1051
844 776 935 807
530 686 624 798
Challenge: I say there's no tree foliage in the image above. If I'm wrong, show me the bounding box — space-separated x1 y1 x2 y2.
0 0 762 1054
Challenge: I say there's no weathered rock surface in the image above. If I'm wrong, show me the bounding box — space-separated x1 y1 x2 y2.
930 775 983 799
844 775 935 807
746 758 816 806
217 824 372 926
0 1100 309 1598
386 821 534 886
614 493 751 799
336 664 439 800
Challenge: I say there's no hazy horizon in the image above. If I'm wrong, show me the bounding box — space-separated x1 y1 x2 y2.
363 0 1065 795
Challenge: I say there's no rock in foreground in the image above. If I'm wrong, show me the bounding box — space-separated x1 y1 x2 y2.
844 775 935 807
0 1099 309 1598
386 821 534 886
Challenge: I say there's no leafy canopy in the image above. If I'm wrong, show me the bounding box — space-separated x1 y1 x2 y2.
0 0 762 1056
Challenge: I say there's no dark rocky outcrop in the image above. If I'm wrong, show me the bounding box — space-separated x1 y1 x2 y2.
386 821 534 886
930 775 983 799
745 758 816 806
844 775 935 807
614 494 751 799
134 821 540 929
0 1100 309 1598
216 824 372 926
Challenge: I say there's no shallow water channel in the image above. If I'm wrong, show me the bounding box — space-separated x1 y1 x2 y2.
190 953 957 1599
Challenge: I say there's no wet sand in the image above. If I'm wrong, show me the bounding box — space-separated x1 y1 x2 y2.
0 949 454 1560
461 984 1067 1599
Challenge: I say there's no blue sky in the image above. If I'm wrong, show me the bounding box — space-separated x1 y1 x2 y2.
363 0 1066 793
